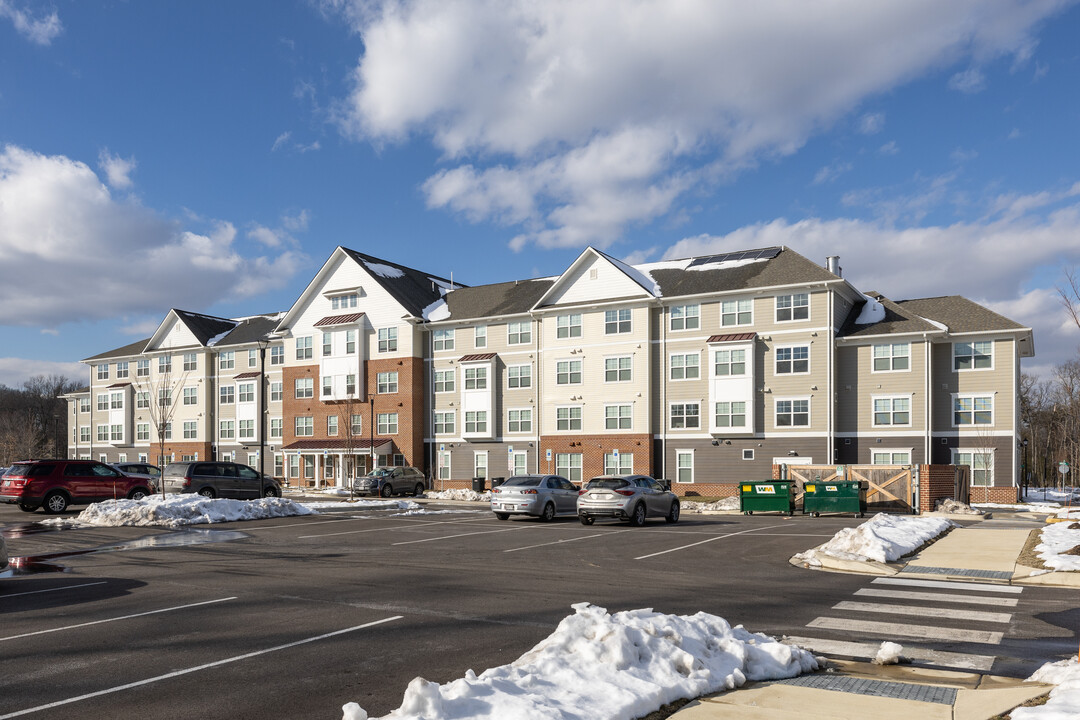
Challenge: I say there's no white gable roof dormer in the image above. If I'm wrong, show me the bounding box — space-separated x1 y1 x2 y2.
145 310 206 352
532 247 660 310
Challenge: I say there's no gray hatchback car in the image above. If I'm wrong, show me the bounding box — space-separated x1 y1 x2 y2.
162 461 281 499
577 474 680 526
490 474 578 521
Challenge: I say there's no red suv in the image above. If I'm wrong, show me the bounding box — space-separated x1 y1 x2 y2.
0 459 154 514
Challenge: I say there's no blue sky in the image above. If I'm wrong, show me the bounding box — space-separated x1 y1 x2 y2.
2 0 1079 387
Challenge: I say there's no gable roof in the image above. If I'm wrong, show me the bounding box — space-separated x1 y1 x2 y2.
83 337 151 362
212 314 286 347
838 292 943 339
436 278 556 322
531 247 657 310
895 296 1027 334
339 248 459 318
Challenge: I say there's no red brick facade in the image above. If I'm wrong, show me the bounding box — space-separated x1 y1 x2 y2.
540 433 653 479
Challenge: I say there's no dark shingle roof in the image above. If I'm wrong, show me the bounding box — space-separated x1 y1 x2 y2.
645 246 838 298
440 278 555 321
341 248 460 318
213 314 285 347
83 337 151 362
838 292 941 338
174 310 238 346
895 296 1027 334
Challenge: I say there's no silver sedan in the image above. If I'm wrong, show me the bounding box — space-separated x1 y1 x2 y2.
490 475 579 521
577 475 680 526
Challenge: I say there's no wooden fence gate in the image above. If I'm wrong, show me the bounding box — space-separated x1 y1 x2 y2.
782 464 914 513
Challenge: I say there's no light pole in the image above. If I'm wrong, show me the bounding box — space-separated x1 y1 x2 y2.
1021 438 1028 500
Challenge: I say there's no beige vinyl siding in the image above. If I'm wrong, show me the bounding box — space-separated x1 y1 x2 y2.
932 337 1016 431
837 339 928 433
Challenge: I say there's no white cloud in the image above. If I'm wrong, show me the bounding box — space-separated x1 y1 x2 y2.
247 209 310 248
271 131 292 152
0 358 85 388
948 68 987 93
98 149 137 190
328 0 1066 250
0 145 306 328
0 0 62 45
878 141 899 155
858 112 885 135
813 161 854 185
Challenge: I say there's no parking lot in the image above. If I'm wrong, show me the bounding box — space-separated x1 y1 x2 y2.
2 501 1076 719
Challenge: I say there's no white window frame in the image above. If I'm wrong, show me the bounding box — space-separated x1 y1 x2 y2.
775 292 810 322
135 424 148 442
327 416 339 436
669 403 700 430
464 367 487 390
248 349 258 367
775 344 810 375
295 378 313 399
377 371 399 394
872 343 910 373
507 364 532 389
296 336 313 360
953 340 994 371
97 364 109 380
433 328 455 352
116 361 129 379
676 450 694 484
556 405 583 431
270 382 283 402
295 416 314 437
775 398 811 428
377 413 398 435
378 327 397 353
603 355 632 383
556 359 582 385
219 351 235 370
872 395 912 428
714 401 747 429
556 453 582 483
350 414 363 436
238 420 254 440
604 308 632 334
270 346 284 365
433 369 455 393
670 304 700 331
604 404 633 430
669 352 700 381
872 449 912 465
136 359 150 377
953 448 994 487
220 420 235 440
433 411 455 435
464 410 487 434
713 348 747 377
556 313 582 339
238 383 255 403
270 418 283 439
507 408 532 433
953 394 994 427
474 451 488 480
474 325 487 348
183 387 198 406
604 452 634 475
183 353 198 371
720 299 752 327
507 321 531 345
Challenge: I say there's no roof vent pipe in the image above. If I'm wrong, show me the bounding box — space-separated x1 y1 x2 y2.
826 256 841 277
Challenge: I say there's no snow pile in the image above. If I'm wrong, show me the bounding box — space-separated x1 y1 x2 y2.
793 513 953 565
48 495 317 528
974 502 1061 513
426 488 491 502
1012 656 1080 720
1054 508 1080 521
683 497 740 513
1034 523 1080 572
873 642 904 665
854 293 885 325
1026 487 1080 504
303 499 421 511
934 498 983 515
343 603 817 720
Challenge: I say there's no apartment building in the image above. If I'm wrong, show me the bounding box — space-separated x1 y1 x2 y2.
69 244 1033 499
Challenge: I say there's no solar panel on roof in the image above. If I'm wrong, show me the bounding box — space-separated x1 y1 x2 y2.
686 246 781 268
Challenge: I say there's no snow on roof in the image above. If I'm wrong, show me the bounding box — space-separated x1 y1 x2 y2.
855 293 886 325
206 326 236 347
365 261 406 279
422 298 451 321
604 252 661 296
915 314 949 332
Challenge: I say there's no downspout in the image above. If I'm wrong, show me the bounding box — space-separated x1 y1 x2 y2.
534 313 542 474
827 289 833 465
661 304 667 479
925 335 932 467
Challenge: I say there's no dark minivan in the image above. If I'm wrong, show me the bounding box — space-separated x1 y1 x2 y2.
162 462 282 500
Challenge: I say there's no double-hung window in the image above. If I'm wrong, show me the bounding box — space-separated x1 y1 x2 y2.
508 409 532 433
295 378 313 399
873 450 911 465
604 309 631 334
270 382 283 402
604 404 632 430
954 450 993 486
776 293 809 321
183 353 198 371
721 299 752 326
97 364 109 380
474 325 487 348
220 420 235 440
136 359 150 377
556 360 582 385
295 417 313 437
158 355 172 373
377 413 398 434
183 387 197 406
556 453 582 483
295 337 312 360
670 304 700 331
219 351 235 370
873 397 911 426
270 346 284 365
464 411 486 433
464 367 487 390
874 343 910 372
508 321 531 345
557 314 582 338
220 386 234 404
670 403 700 429
714 402 746 428
775 346 809 374
433 329 455 351
183 421 197 439
378 328 397 353
670 353 700 380
345 330 356 354
377 371 398 394
350 414 362 435
604 453 634 475
604 356 631 382
116 361 129 379
713 349 746 376
954 341 992 370
322 332 333 356
556 406 582 431
238 383 255 403
434 411 455 435
327 416 338 436
954 396 993 426
433 369 455 393
507 365 531 388
676 451 694 483
776 399 810 427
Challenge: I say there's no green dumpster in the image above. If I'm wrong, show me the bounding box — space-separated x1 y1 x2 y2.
739 480 796 515
803 480 867 517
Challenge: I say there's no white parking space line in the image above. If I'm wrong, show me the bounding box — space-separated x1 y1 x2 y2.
806 617 1004 644
503 529 633 553
634 524 788 560
0 597 238 643
0 615 403 719
1 581 107 598
392 527 523 546
832 600 1012 624
299 517 496 539
855 588 1019 607
871 577 1024 594
782 636 996 672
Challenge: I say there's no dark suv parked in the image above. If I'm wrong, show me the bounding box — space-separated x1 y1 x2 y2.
162 462 282 499
353 467 427 497
0 459 155 514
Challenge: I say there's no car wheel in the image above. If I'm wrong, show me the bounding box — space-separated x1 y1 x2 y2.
665 500 680 524
413 483 425 497
540 503 555 522
629 502 646 527
18 502 38 512
42 491 69 514
128 488 149 501
263 486 280 498
579 515 595 526
380 484 393 498
495 513 510 521
198 487 216 499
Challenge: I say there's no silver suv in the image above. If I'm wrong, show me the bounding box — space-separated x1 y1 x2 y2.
353 467 426 498
577 474 680 526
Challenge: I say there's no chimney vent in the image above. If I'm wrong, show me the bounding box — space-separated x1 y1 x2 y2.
826 256 841 277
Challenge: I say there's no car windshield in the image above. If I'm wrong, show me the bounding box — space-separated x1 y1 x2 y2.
586 478 630 490
163 465 188 477
366 469 391 478
502 477 542 487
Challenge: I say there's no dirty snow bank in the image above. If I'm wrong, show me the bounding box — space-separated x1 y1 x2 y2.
934 498 983 515
426 488 491 502
43 495 317 528
683 497 740 513
1034 522 1080 572
343 603 817 720
1012 656 1080 720
793 513 953 565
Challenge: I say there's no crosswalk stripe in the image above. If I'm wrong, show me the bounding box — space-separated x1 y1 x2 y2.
832 601 1012 624
782 636 995 672
807 617 1004 644
855 588 1019 607
872 577 1023 594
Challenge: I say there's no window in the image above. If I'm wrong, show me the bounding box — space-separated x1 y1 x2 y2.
238 383 255 403
110 392 123 410
873 343 910 372
954 396 993 426
248 349 257 368
671 304 700 331
508 409 531 433
474 325 487 348
158 388 172 408
295 378 313 399
346 375 356 395
136 392 150 409
322 332 333 356
605 452 634 475
219 351 235 370
378 328 397 353
79 397 90 413
556 406 582 431
873 451 911 465
742 449 755 461
433 328 455 351
274 453 284 477
97 364 109 380
605 404 632 430
434 411 455 435
775 346 809 374
604 356 631 383
330 293 358 310
508 321 531 345
158 355 172 373
96 425 108 442
721 299 752 326
80 426 92 442
676 451 694 483
270 418 283 439
220 420 235 440
183 353 198 371
954 341 992 371
377 413 398 434
162 422 172 440
874 397 911 426
464 411 487 433
270 346 284 365
351 414 362 435
557 313 582 338
97 393 108 411
116 361 129 379
296 336 313 360
183 387 198 405
346 330 356 355
378 371 399 394
511 452 527 476
714 402 746 428
322 376 333 397
954 450 993 487
776 399 810 427
327 416 338 436
776 293 809 322
464 367 487 390
270 382 283 402
670 353 700 380
184 421 197 439
136 359 150 377
474 452 488 480
556 360 582 385
556 453 582 483
434 370 455 393
295 417 314 437
220 386 235 404
135 424 149 442
670 403 700 429
111 425 123 442
438 450 451 480
507 365 532 389
604 308 631 334
713 349 746 376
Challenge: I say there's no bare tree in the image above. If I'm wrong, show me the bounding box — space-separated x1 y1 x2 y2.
133 358 190 498
1059 266 1080 331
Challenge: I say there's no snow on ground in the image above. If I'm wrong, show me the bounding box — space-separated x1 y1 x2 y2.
793 513 953 565
1025 487 1080 504
343 603 817 720
426 488 491 502
41 495 317 528
683 497 740 513
390 509 485 517
973 502 1062 512
300 499 421 511
1034 522 1080 572
873 642 904 666
1012 656 1080 720
933 498 983 515
1054 508 1080 520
